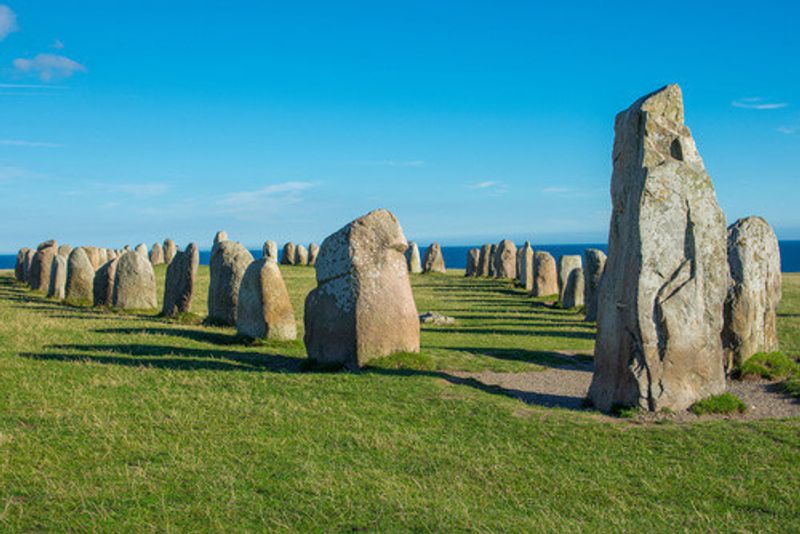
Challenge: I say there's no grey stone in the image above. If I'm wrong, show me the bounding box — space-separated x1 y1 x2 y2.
405 242 422 274
488 244 497 277
562 268 585 309
65 247 95 303
47 255 67 300
93 258 119 307
112 251 157 310
533 251 558 297
723 216 782 371
163 239 177 264
419 311 456 325
295 244 309 266
15 247 29 282
519 242 534 291
478 244 492 277
583 249 607 322
465 248 480 277
236 258 297 340
134 243 148 258
281 243 296 265
29 240 58 291
58 244 72 258
308 243 320 266
557 255 582 304
149 242 165 265
262 240 278 262
589 84 728 412
423 243 446 274
494 240 517 279
208 241 254 325
304 209 419 369
162 243 199 317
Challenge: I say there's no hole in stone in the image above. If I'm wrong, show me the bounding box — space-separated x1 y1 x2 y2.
670 138 683 161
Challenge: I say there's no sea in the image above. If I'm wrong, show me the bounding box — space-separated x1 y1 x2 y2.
3 241 800 272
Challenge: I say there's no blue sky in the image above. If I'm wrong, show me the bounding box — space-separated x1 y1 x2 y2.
0 1 798 252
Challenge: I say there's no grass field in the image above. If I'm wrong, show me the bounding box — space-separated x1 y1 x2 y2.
0 267 798 532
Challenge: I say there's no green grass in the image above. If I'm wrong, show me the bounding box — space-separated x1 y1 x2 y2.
689 393 748 416
0 268 798 532
739 351 800 380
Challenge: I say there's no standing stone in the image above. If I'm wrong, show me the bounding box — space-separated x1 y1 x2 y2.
106 249 117 261
465 248 480 277
47 255 67 300
423 243 446 274
58 244 72 258
308 242 320 266
14 248 29 282
98 248 109 266
488 244 497 277
295 244 309 266
515 247 524 282
112 251 157 310
405 242 422 274
65 248 95 303
122 245 131 253
519 242 534 291
162 243 200 317
29 240 58 291
478 244 492 277
557 255 582 304
281 243 296 265
262 240 278 262
163 239 177 264
213 231 228 247
23 249 35 284
533 251 558 297
583 249 607 322
84 246 102 270
149 242 165 265
208 241 254 325
236 259 297 340
494 240 517 279
93 257 119 307
589 84 728 413
304 209 419 369
134 243 148 258
723 216 782 371
562 268 585 309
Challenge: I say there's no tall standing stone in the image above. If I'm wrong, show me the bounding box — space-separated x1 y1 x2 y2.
58 244 72 258
112 251 158 310
583 249 607 322
465 248 480 277
519 242 534 291
213 231 228 247
237 259 297 340
262 240 278 262
488 244 497 277
281 243 296 265
562 268 585 309
308 243 320 266
208 241 254 325
149 242 165 265
93 257 119 307
304 209 419 369
84 246 102 270
723 216 782 371
533 251 558 297
163 239 177 264
65 247 95 303
134 243 148 258
29 240 58 291
478 244 492 277
14 248 29 282
23 249 34 284
405 242 422 274
423 243 446 274
47 255 67 300
557 255 582 304
295 244 309 266
162 243 200 317
589 84 728 412
494 240 517 279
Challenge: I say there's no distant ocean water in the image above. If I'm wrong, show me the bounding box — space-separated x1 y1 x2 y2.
3 241 800 272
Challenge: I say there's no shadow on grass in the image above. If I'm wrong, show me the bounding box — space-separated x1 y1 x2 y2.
438 346 594 369
95 327 240 346
427 326 595 340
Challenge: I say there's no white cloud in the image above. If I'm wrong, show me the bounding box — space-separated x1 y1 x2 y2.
0 5 18 41
468 181 498 189
777 126 797 135
109 182 170 197
218 181 317 216
0 83 67 89
0 139 62 148
731 97 788 110
13 54 87 82
466 180 508 195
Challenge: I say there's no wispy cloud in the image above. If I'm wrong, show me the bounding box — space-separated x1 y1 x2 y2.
0 5 18 41
466 180 508 195
778 126 797 135
357 160 426 168
0 139 62 148
218 181 318 217
52 39 64 50
0 165 47 182
731 97 788 110
0 83 68 89
13 54 87 82
109 182 170 197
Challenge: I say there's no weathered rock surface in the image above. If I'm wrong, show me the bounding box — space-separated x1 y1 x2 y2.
308 243 320 266
423 243 446 274
65 247 95 303
494 240 517 279
533 251 558 297
149 242 165 265
281 243 296 265
58 244 72 258
723 216 782 371
562 268 585 309
488 244 497 277
15 248 29 282
295 244 309 266
465 248 480 277
162 243 199 317
236 259 297 340
47 255 67 300
84 246 102 270
207 241 254 325
93 258 119 306
404 242 421 274
557 255 582 304
262 240 278 262
162 238 178 265
134 243 148 258
589 84 728 412
304 209 420 369
519 242 534 291
213 231 228 247
583 249 607 322
419 311 456 326
112 251 157 310
478 244 492 277
29 240 58 291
